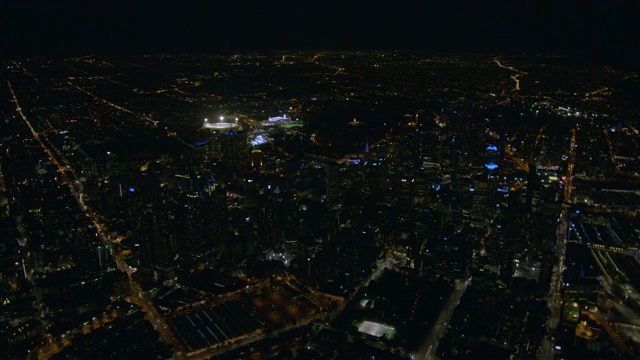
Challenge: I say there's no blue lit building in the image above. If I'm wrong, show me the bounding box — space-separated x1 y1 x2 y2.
484 144 500 176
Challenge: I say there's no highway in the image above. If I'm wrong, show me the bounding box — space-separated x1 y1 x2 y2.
67 81 158 127
585 311 636 357
417 277 470 360
493 57 528 92
537 126 577 360
564 128 577 201
9 79 184 358
0 152 5 192
584 86 610 100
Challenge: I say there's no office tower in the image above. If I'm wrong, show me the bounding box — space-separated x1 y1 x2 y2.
137 201 178 271
485 145 500 173
323 161 340 204
470 145 500 229
221 128 249 179
196 120 249 180
250 149 263 169
470 175 490 229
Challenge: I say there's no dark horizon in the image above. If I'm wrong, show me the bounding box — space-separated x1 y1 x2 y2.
1 0 639 69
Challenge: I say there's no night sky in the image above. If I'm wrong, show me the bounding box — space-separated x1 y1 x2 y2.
1 0 638 68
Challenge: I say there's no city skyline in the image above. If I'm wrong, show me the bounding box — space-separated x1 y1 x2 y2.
1 2 640 359
1 51 640 359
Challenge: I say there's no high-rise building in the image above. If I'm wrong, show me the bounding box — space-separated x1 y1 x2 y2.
470 175 490 229
222 128 249 178
250 149 263 169
485 144 500 174
469 145 501 229
137 201 178 270
196 120 249 180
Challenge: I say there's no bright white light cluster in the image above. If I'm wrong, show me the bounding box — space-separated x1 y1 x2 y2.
250 134 268 146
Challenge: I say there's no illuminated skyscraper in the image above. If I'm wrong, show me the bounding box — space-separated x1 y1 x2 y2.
485 144 500 175
250 149 263 168
470 145 501 229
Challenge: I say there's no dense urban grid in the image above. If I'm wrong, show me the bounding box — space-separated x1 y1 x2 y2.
1 52 640 359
